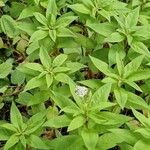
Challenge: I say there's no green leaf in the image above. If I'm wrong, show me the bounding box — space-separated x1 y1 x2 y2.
22 63 44 72
28 135 48 149
110 129 137 145
68 115 85 131
116 52 124 76
4 135 19 150
18 6 38 19
10 102 23 128
1 15 17 38
97 133 123 150
68 4 90 14
81 129 98 150
126 69 150 82
132 108 150 127
39 46 51 69
1 123 17 132
56 16 77 28
86 20 115 37
125 81 142 92
106 32 124 43
114 88 128 109
43 115 71 128
34 12 47 25
55 73 70 84
89 56 110 75
66 62 86 74
124 55 144 78
57 28 76 38
46 74 53 88
29 30 48 43
126 92 149 110
0 61 12 78
134 140 150 150
125 7 140 28
24 77 45 91
53 54 68 67
0 128 12 141
46 0 57 18
51 92 78 110
53 67 70 73
69 79 82 106
92 83 112 103
14 73 23 89
131 42 150 58
49 29 56 42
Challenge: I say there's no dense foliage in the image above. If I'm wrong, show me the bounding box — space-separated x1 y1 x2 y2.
0 0 150 149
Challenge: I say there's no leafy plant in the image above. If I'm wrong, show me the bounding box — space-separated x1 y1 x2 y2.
0 0 150 150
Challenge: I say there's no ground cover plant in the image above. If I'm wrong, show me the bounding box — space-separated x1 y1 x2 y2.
0 0 150 149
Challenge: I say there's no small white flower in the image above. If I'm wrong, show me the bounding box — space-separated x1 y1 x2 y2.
75 85 88 97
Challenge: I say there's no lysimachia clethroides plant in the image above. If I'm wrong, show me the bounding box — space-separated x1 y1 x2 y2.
18 46 85 91
43 79 131 150
90 53 150 109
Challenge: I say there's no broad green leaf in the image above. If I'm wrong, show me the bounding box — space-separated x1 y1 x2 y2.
1 123 17 132
125 81 142 92
28 135 48 149
0 128 12 141
46 0 57 18
97 133 123 150
47 135 84 150
69 79 82 106
125 7 140 28
131 42 150 58
29 30 48 43
66 62 86 74
1 15 17 38
4 135 19 150
46 74 53 88
68 115 85 131
81 129 98 150
39 46 51 69
126 92 149 110
56 16 77 28
92 83 112 103
86 20 115 37
10 102 23 128
17 22 36 36
57 28 76 37
53 54 67 67
24 77 45 91
89 56 110 75
106 32 124 43
22 63 44 72
55 73 70 83
114 88 128 109
49 29 56 42
135 128 150 139
43 115 71 128
134 140 150 150
26 111 46 134
132 108 150 127
116 52 124 76
53 67 70 73
109 129 138 145
51 92 78 110
0 61 12 78
126 69 150 82
124 55 144 78
69 4 90 14
34 12 47 25
18 6 38 19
